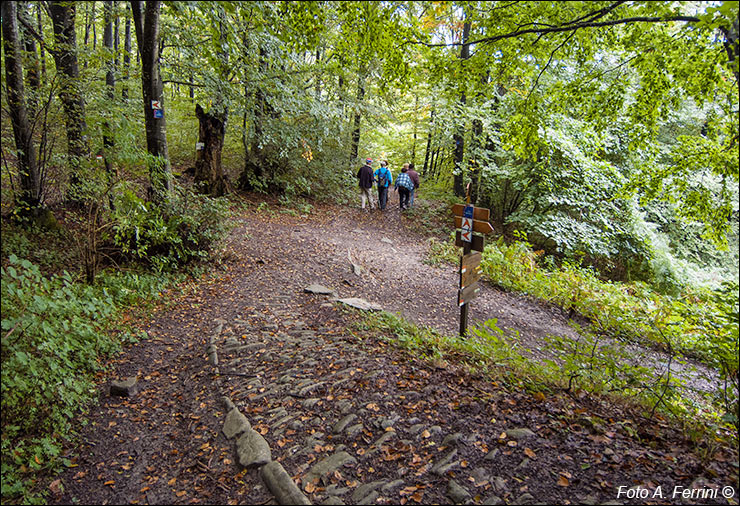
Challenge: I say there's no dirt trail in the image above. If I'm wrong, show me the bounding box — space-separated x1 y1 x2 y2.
271 196 721 403
47 193 737 506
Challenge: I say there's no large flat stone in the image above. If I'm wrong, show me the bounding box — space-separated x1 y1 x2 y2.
336 298 382 312
304 284 338 297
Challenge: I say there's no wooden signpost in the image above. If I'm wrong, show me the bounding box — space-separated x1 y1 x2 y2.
452 200 493 336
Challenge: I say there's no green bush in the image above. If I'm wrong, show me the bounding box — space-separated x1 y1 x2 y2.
0 256 176 503
111 185 231 271
428 233 739 428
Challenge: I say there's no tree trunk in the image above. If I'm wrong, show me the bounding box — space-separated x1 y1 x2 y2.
18 3 41 119
194 104 228 196
2 1 42 213
122 3 131 100
37 3 46 78
103 1 116 176
314 47 322 100
720 18 739 82
453 18 471 198
49 0 90 199
114 5 120 71
239 45 269 190
411 94 418 165
131 0 172 202
422 105 434 176
350 63 366 165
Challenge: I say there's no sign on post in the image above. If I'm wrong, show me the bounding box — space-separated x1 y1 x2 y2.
452 203 494 336
455 231 485 252
458 282 480 306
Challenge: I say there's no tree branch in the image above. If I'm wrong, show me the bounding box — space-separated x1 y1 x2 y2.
411 14 702 49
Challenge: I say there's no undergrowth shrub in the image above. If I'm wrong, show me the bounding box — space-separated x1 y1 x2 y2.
111 185 231 271
0 256 175 503
426 233 739 428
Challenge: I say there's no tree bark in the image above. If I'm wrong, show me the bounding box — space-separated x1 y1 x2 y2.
411 94 418 165
422 105 434 176
122 3 131 100
453 18 471 198
49 0 90 199
239 45 272 190
2 1 42 213
720 18 739 82
194 104 228 196
103 1 116 176
18 3 40 120
131 0 172 202
350 63 366 165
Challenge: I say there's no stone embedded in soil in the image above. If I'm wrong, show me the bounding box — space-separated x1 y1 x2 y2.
441 432 464 446
431 448 459 475
321 497 345 505
447 479 472 504
336 297 383 311
304 284 338 297
333 414 358 434
236 429 272 468
110 376 138 397
483 493 504 505
260 461 311 505
505 427 536 440
304 451 358 485
381 480 405 493
223 408 251 439
513 492 536 504
352 480 387 502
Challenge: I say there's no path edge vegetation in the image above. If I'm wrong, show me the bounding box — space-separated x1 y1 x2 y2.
424 224 738 430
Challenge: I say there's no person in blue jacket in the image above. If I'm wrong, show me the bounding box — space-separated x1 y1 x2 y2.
374 160 393 210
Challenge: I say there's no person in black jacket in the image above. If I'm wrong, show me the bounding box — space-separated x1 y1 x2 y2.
357 158 375 210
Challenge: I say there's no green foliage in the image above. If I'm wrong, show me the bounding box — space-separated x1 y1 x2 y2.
0 220 73 274
111 185 231 271
427 232 738 427
0 256 175 503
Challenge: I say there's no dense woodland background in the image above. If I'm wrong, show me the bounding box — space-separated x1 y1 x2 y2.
1 1 738 503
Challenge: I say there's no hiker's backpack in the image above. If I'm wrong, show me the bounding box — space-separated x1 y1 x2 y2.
377 168 387 187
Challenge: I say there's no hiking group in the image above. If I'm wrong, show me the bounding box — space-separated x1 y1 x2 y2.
356 158 420 211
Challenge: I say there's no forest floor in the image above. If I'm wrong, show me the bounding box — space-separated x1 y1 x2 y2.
46 190 738 505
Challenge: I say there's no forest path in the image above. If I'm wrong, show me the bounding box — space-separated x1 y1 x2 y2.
48 192 737 505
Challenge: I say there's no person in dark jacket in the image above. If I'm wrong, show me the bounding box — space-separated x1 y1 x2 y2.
407 163 420 209
357 158 375 210
394 165 414 210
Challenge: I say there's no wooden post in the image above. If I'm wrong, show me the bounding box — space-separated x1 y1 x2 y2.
460 240 472 336
460 184 472 336
452 186 491 338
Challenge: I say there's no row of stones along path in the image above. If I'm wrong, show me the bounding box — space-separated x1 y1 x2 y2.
51 197 735 505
